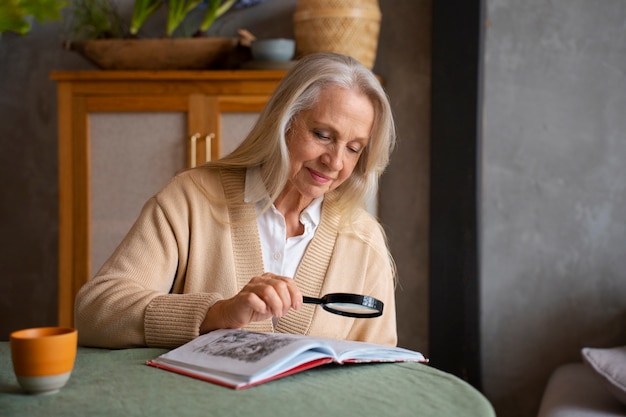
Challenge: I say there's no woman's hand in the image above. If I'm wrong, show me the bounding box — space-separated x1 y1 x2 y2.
200 273 302 334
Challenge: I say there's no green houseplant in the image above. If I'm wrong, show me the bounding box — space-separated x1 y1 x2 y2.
64 0 263 70
132 0 237 37
0 0 67 35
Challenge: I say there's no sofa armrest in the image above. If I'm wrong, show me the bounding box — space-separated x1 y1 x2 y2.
537 363 626 417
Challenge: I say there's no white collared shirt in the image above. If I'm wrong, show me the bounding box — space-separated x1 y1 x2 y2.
244 167 323 279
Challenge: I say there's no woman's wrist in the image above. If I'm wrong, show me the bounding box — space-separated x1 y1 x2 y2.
200 300 227 334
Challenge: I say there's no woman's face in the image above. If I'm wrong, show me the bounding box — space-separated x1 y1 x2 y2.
283 86 374 204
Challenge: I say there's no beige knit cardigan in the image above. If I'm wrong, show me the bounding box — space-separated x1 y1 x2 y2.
75 167 397 349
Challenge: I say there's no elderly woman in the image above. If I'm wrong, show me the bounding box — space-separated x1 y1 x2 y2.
75 52 398 349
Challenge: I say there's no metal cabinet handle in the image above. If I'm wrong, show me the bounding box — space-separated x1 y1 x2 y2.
189 133 201 168
205 133 215 162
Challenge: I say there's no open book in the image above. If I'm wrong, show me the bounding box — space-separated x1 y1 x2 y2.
147 329 427 389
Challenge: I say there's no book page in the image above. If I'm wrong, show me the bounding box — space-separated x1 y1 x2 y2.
154 330 336 379
319 338 426 363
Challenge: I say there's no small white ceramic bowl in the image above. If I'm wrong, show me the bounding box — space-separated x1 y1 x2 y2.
16 372 73 395
251 38 295 62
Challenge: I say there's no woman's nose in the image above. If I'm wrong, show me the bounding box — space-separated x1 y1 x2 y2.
321 147 344 171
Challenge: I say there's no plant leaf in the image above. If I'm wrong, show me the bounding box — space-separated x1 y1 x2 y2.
167 0 202 36
0 1 28 34
65 0 124 40
0 0 66 34
130 0 162 35
18 0 67 23
199 0 235 32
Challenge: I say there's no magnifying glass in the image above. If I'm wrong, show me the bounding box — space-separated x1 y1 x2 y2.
302 293 384 318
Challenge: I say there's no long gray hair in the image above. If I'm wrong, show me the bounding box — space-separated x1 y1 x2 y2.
208 52 396 215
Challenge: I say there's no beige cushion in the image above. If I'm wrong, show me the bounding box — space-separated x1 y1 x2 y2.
582 346 626 406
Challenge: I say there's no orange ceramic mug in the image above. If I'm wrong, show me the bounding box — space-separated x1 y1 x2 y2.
10 327 77 394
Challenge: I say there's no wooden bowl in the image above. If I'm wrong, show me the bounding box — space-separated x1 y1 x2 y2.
68 38 239 70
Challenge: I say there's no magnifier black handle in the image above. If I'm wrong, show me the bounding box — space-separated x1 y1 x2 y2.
302 296 323 305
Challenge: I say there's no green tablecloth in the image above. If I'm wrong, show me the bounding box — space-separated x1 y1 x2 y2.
0 343 494 417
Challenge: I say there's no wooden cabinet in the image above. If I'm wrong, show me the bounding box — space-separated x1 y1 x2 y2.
51 70 287 327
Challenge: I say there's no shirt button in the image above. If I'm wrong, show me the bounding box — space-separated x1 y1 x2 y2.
274 252 282 260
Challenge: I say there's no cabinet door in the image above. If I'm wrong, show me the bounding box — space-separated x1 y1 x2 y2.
58 93 268 327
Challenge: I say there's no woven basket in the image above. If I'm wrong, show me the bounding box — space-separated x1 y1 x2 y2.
293 0 381 69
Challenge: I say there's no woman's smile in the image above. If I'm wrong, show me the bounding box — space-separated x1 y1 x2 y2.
308 168 333 184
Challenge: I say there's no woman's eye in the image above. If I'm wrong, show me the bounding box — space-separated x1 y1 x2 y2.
313 130 331 140
348 147 362 154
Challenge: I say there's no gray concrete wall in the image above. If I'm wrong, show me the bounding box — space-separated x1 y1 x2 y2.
0 0 431 356
482 1 626 416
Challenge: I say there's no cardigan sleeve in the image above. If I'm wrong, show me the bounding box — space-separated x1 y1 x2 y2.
344 221 398 347
75 168 258 349
74 189 222 349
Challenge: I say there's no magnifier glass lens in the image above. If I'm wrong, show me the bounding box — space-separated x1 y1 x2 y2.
325 303 380 314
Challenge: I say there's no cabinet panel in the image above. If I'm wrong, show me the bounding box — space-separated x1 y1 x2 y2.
90 112 187 274
221 113 259 156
